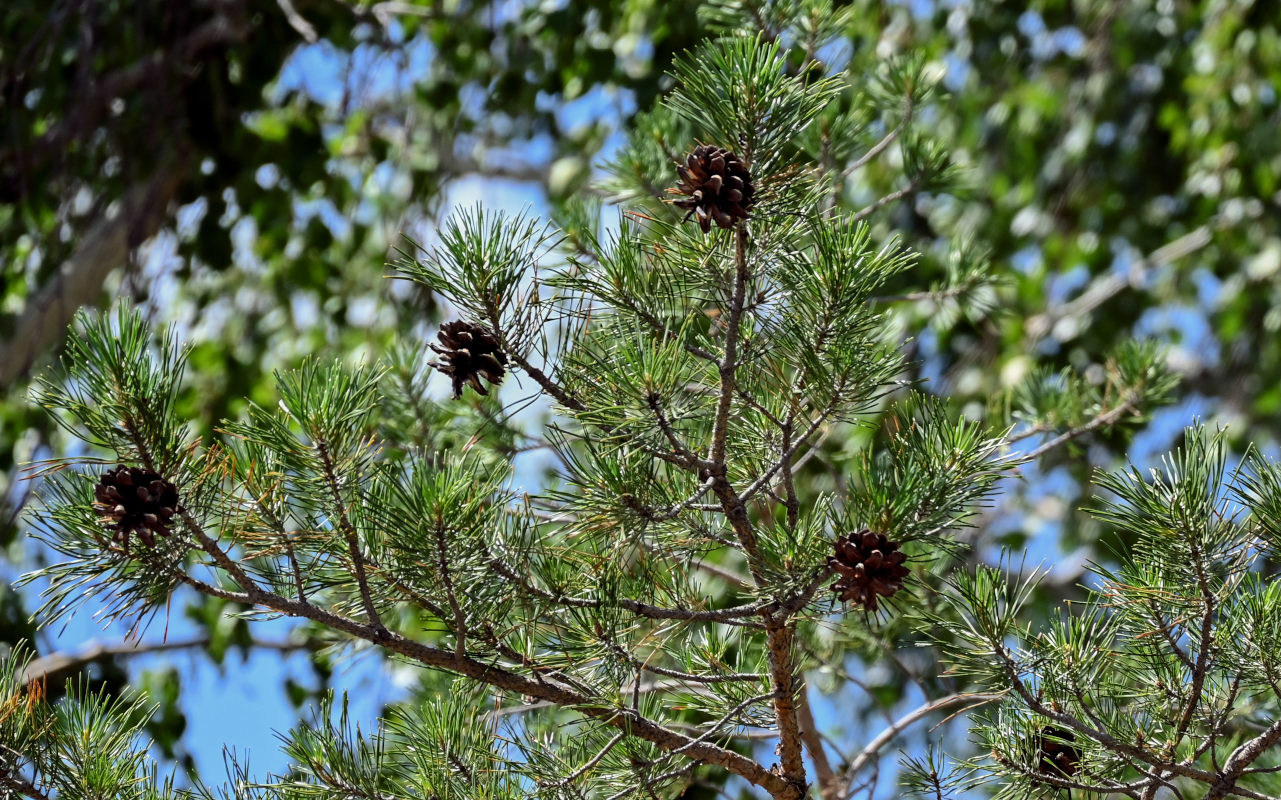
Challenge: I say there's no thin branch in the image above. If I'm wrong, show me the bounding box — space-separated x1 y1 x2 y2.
736 388 785 428
869 284 970 305
672 693 778 758
841 96 915 180
687 553 751 591
0 764 51 800
647 391 705 469
739 384 847 506
840 693 1005 798
1014 396 1138 462
1172 533 1217 746
434 516 468 658
505 350 586 412
275 0 317 42
20 635 318 685
1024 221 1224 342
780 415 800 531
315 439 386 635
558 731 628 787
849 177 922 225
797 684 839 800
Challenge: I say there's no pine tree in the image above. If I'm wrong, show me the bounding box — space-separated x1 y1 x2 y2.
5 7 1273 800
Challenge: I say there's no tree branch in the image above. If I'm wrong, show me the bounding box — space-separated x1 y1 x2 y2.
840 692 1005 798
841 95 915 180
1013 395 1138 462
849 176 923 225
19 635 317 686
174 569 803 799
797 684 839 800
1023 220 1225 343
0 764 51 800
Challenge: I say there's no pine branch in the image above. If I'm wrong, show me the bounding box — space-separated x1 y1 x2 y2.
172 566 803 799
315 438 386 636
989 630 1273 797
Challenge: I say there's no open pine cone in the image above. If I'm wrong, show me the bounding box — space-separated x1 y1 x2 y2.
429 320 508 398
829 529 910 612
1036 726 1082 777
93 464 181 549
671 144 755 232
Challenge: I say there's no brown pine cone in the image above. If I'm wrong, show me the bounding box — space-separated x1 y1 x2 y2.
93 465 181 549
829 529 910 612
429 320 508 398
1036 726 1082 777
670 144 755 232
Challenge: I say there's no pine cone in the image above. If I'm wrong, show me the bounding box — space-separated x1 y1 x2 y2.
1036 726 1081 777
429 320 508 398
828 529 910 612
92 465 181 549
671 144 755 233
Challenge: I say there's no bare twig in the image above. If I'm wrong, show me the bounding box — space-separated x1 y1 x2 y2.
276 0 317 42
797 685 839 800
841 96 915 180
1024 222 1222 342
840 693 1005 798
20 635 317 685
1014 396 1138 462
849 177 922 225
